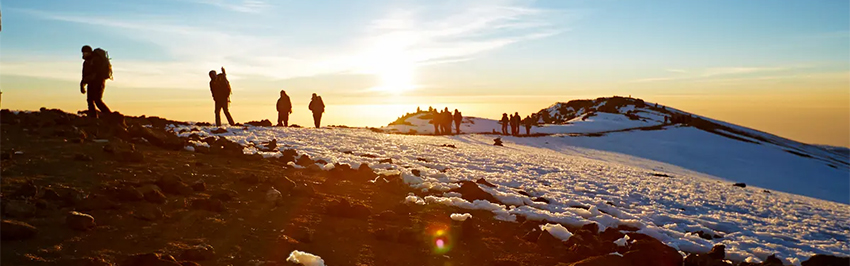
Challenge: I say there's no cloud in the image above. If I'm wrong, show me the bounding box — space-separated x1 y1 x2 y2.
4 0 567 92
186 0 270 13
630 65 813 83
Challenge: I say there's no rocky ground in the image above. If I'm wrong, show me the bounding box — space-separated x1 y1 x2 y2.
1 109 847 266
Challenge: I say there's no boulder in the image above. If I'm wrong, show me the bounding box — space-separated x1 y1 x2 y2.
67 211 96 231
239 174 260 185
139 185 167 204
622 237 683 266
190 198 225 213
76 195 120 211
210 189 238 202
802 254 849 266
0 219 38 240
2 200 37 218
116 150 145 163
326 198 370 219
292 226 314 243
157 176 193 196
42 185 84 206
121 252 181 266
448 181 498 203
115 185 144 202
180 244 215 261
732 183 746 188
127 124 185 150
133 204 164 221
569 254 632 266
475 178 496 187
270 176 297 194
12 180 39 198
191 181 206 192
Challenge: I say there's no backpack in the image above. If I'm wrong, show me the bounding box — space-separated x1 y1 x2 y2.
92 48 112 80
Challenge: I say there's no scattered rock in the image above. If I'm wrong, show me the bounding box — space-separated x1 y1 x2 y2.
210 189 238 202
133 204 164 221
211 128 228 134
1 219 38 240
378 158 392 164
448 181 498 203
180 244 215 261
532 197 551 204
270 176 297 194
493 137 503 146
191 181 206 192
2 200 37 218
326 198 370 219
190 198 226 213
67 211 96 231
42 185 84 206
12 180 39 198
138 185 167 204
763 190 771 194
115 185 144 202
569 254 631 266
522 228 542 243
117 150 145 163
733 183 746 188
475 178 496 187
802 254 849 266
622 235 683 266
157 176 193 196
76 195 120 211
74 153 94 162
292 226 314 243
411 169 421 177
296 155 314 167
122 252 181 266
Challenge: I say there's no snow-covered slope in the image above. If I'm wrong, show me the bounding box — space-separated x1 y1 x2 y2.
170 124 849 265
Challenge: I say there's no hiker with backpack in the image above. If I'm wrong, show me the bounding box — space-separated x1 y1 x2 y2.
431 109 441 135
308 93 325 128
209 67 235 127
453 109 462 134
500 113 509 135
523 115 533 135
80 45 112 118
276 90 292 127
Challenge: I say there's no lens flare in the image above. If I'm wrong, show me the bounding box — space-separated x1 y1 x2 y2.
428 224 453 254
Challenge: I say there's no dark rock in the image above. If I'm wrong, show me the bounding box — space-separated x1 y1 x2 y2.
517 190 532 197
292 226 314 243
292 183 316 197
116 186 144 202
270 176 297 194
622 237 683 266
42 185 84 206
76 195 120 211
569 254 632 266
117 150 145 163
763 190 771 194
373 227 396 241
378 158 392 164
210 189 238 202
532 197 551 204
600 227 626 242
139 185 167 204
315 159 328 164
683 252 731 266
326 198 370 219
1 219 38 240
411 169 421 177
802 254 849 266
13 180 39 198
475 178 496 187
490 259 521 266
733 183 746 188
190 198 225 213
522 228 542 243
493 137 503 146
296 155 313 167
351 203 371 219
687 230 719 240
2 200 37 218
180 244 215 261
708 244 726 260
448 181 498 203
74 153 94 161
191 181 206 192
538 229 565 248
157 176 193 196
761 255 784 266
67 211 96 231
211 128 228 134
127 125 186 150
245 119 272 127
122 252 181 266
133 204 164 221
239 174 260 185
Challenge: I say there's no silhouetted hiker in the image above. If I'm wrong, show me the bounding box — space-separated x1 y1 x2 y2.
80 45 112 118
308 93 325 128
453 109 462 134
209 67 235 127
276 90 292 127
523 115 533 135
500 113 509 135
442 108 453 135
513 112 521 136
430 109 441 135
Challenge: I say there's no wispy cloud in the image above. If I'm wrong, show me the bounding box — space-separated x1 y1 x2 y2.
4 0 567 92
630 65 813 83
186 0 269 13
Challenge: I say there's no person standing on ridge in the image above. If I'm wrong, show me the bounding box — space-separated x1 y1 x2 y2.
209 67 235 127
453 109 462 134
442 108 452 135
511 112 521 136
431 109 441 135
523 115 533 135
80 45 112 118
276 90 292 127
500 113 509 135
308 93 325 128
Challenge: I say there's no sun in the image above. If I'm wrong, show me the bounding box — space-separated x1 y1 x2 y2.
374 59 415 93
362 33 419 94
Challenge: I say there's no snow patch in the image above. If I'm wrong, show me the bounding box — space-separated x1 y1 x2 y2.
286 250 325 266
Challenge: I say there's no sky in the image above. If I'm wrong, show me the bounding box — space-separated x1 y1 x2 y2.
1 0 848 147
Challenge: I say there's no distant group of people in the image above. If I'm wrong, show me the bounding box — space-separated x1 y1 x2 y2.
429 107 463 135
500 112 537 136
